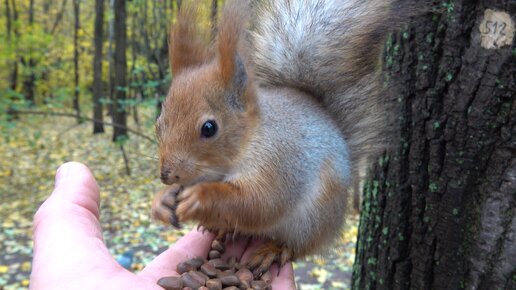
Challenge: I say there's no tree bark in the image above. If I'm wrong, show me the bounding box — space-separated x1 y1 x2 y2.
93 0 105 134
22 0 36 106
353 178 361 213
50 0 69 35
352 1 515 290
129 8 141 130
5 0 11 42
112 0 128 141
4 0 18 119
72 0 81 123
92 0 104 134
9 0 18 93
211 0 218 35
4 0 16 91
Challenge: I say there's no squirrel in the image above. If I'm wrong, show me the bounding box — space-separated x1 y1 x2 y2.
152 0 412 276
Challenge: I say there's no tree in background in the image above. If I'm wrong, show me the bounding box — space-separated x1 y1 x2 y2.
210 0 218 35
92 0 105 134
21 0 36 106
4 0 17 92
131 0 175 117
352 1 515 289
1 0 218 140
73 0 81 122
4 0 19 119
112 0 128 141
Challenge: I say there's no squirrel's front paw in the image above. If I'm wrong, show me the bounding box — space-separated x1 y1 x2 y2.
151 184 183 228
175 184 209 222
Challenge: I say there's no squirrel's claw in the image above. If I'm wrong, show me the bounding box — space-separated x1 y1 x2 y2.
151 184 183 229
252 253 276 278
247 242 293 278
279 247 293 270
247 252 265 272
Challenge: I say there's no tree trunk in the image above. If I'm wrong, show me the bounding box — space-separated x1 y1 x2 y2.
107 0 115 118
135 0 169 118
93 0 105 134
50 0 69 35
4 0 17 119
353 178 361 214
9 0 19 95
112 0 128 141
22 0 36 106
73 0 81 123
211 0 218 35
352 1 515 290
5 0 11 41
129 9 141 130
4 0 16 92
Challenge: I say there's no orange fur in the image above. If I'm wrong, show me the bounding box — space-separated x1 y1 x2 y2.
300 159 349 257
169 4 210 76
175 181 284 233
156 0 258 189
152 0 408 269
217 1 247 85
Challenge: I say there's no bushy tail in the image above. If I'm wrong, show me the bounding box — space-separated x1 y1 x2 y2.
251 0 413 171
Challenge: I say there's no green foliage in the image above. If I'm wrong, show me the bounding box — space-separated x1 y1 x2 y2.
0 0 184 117
441 1 455 14
429 182 439 192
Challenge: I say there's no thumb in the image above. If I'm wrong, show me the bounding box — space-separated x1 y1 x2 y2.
31 162 120 288
52 161 100 216
33 162 102 234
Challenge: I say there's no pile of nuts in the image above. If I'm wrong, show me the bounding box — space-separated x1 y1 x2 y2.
157 239 273 290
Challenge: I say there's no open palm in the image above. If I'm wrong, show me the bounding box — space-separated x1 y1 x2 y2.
30 162 295 290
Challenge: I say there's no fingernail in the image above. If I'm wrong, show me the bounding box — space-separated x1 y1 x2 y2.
55 162 72 187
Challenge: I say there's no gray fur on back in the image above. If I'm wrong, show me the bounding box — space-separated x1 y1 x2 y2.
251 0 410 171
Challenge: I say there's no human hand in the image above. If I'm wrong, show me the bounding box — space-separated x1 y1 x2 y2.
30 162 296 289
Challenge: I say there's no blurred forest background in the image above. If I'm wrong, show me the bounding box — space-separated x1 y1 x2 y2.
0 0 357 289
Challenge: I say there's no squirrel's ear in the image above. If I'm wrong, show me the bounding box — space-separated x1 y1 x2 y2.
169 4 209 76
223 54 248 111
217 1 246 85
217 1 249 110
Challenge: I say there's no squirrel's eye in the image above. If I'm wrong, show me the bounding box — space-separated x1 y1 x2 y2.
201 120 218 138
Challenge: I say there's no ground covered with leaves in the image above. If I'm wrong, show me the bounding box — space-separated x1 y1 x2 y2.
0 115 357 290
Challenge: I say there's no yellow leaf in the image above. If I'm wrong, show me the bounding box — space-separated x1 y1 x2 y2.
331 281 346 288
0 265 8 273
2 221 14 228
132 263 144 271
310 267 329 284
22 279 30 286
0 170 11 177
313 256 326 266
21 261 32 272
166 234 177 243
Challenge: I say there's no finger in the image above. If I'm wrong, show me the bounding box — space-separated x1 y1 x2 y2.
31 162 126 288
221 237 250 262
270 262 296 290
239 238 265 264
139 228 215 281
36 161 101 224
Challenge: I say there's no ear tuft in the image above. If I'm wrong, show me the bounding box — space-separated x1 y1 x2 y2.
169 4 209 76
217 1 248 85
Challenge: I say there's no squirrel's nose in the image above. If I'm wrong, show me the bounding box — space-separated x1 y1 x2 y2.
160 169 180 184
160 172 168 182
